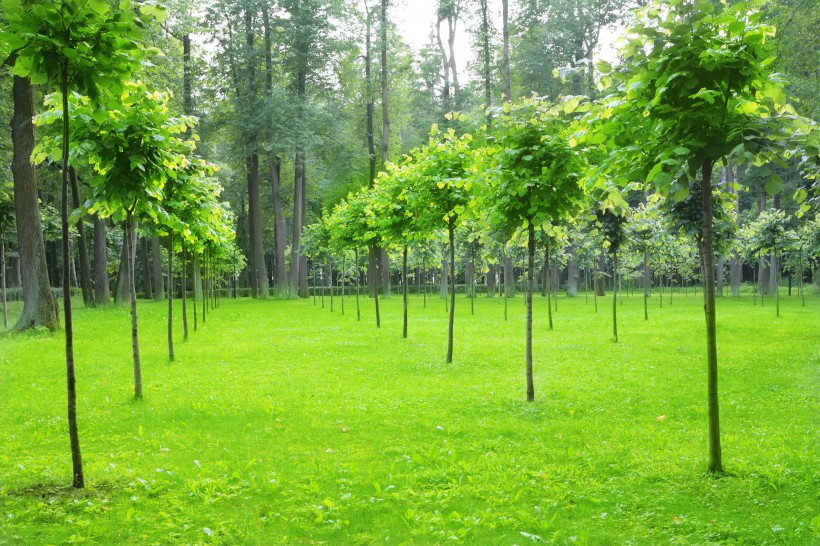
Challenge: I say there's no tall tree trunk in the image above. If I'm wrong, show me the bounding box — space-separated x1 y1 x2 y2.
115 223 136 305
11 74 58 331
487 264 496 298
268 155 287 296
290 152 305 296
355 248 361 321
436 19 451 113
525 222 535 402
502 0 511 102
140 236 153 299
566 244 579 296
644 247 650 320
1 236 7 329
440 254 448 299
151 236 165 301
126 214 142 400
504 254 514 297
716 256 724 297
446 11 460 109
59 73 84 488
68 168 93 306
446 224 456 363
92 215 109 305
378 0 392 297
595 253 606 296
479 0 492 112
546 247 553 330
700 158 722 473
247 153 269 298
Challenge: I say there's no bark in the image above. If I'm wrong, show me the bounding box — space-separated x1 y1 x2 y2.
290 152 305 296
546 248 553 330
436 19 451 113
60 73 84 488
151 236 165 301
368 246 379 297
445 10 460 109
486 264 496 297
247 153 269 297
68 168 93 306
566 244 579 297
2 237 7 329
502 0 511 102
479 0 492 111
716 256 724 297
612 252 618 342
140 237 152 299
11 75 58 331
446 224 456 363
167 232 174 361
355 248 361 321
595 252 606 296
378 0 392 298
503 254 515 297
124 214 142 399
440 254 448 299
92 215 109 304
115 223 136 305
700 158 722 473
402 245 408 339
526 223 535 401
182 241 188 341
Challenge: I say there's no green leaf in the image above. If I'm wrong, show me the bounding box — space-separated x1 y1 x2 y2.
765 173 782 195
88 0 109 15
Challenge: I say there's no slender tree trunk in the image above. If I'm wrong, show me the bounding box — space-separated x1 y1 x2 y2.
644 248 649 321
700 158 722 473
167 232 174 361
774 246 779 317
374 251 381 328
269 155 287 296
446 225 456 363
127 214 142 400
341 255 345 316
1 237 6 329
403 245 408 339
192 253 198 331
92 215 109 305
59 74 84 488
612 251 619 342
716 256 724 297
290 153 305 296
440 255 448 299
355 248 361 321
11 74 58 331
182 242 188 341
479 0 492 112
546 248 553 330
595 252 606 296
329 255 334 312
68 168 93 306
526 222 535 402
504 254 514 298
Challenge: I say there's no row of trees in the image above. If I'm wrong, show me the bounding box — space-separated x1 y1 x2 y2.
308 0 820 477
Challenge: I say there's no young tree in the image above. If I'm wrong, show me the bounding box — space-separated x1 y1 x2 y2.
590 0 808 472
4 0 165 488
477 98 585 400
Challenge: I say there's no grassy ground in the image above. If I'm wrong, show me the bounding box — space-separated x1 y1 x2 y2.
0 287 818 545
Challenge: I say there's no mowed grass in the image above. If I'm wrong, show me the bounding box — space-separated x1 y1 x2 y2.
0 287 818 545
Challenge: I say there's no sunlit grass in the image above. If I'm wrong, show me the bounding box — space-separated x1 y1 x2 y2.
1 287 818 544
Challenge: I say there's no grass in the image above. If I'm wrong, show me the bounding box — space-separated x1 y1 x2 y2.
0 287 818 545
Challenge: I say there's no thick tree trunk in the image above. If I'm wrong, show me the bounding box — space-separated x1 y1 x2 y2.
268 155 287 296
11 75 58 331
140 237 152 299
68 168 93 306
92 215 109 304
290 153 305 296
525 223 535 401
700 159 723 473
151 236 165 301
595 252 606 296
380 249 391 297
247 153 269 298
504 254 514 297
115 223 136 305
446 225 456 363
566 244 579 297
502 0 511 102
486 264 496 297
729 250 741 297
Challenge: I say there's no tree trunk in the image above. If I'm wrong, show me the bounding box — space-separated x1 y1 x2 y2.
11 74 58 331
595 252 606 296
612 251 619 342
504 254 514 297
68 168 93 306
716 256 724 297
268 155 287 296
247 153 269 298
700 158 722 473
440 254 448 299
290 152 305 296
525 222 535 401
566 244 579 296
501 0 511 102
92 215 109 305
59 73 84 488
644 247 649 320
446 224 456 363
167 232 174 361
1 237 7 329
115 223 137 305
546 247 553 330
486 264 496 297
479 0 492 111
355 248 361 321
126 214 142 399
182 241 188 341
402 245 408 339
140 236 152 299
151 236 165 301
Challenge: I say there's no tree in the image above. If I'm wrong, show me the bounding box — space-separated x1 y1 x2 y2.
748 209 788 316
4 0 165 488
0 184 12 329
590 0 808 473
476 98 585 400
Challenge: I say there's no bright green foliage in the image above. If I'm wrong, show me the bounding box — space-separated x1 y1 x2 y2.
326 187 382 252
477 98 585 234
2 0 165 94
402 124 475 234
587 0 808 198
747 209 788 256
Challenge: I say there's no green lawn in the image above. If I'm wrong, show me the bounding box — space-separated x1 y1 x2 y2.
1 288 818 545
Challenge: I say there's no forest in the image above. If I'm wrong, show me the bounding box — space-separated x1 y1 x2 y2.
1 0 819 543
